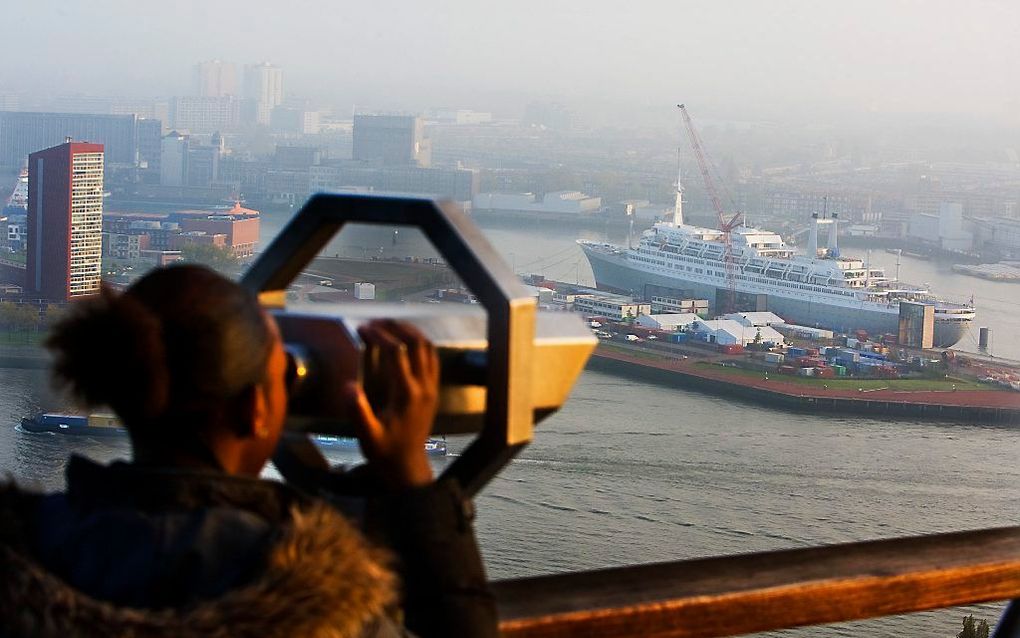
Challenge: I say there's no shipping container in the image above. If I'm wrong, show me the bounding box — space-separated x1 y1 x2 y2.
39 414 88 427
815 367 836 379
87 414 121 429
764 352 784 364
797 367 815 377
719 344 744 355
779 365 797 375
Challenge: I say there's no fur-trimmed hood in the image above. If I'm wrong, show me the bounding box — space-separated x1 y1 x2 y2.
0 481 403 638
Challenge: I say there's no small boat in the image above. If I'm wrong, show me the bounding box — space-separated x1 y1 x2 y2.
20 413 123 436
317 435 448 457
424 437 448 456
21 413 451 456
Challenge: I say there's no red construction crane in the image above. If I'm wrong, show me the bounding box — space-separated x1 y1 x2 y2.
677 104 743 315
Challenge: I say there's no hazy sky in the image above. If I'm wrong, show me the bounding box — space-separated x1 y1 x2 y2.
4 1 1019 123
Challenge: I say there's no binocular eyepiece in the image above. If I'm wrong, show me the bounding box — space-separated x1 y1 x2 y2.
275 303 594 438
242 193 594 495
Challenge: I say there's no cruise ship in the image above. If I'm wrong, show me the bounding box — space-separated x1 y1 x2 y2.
579 189 974 347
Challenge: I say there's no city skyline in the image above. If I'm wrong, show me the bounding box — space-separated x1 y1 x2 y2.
2 2 1019 127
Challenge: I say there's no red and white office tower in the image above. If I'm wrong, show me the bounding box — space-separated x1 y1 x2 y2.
26 141 105 301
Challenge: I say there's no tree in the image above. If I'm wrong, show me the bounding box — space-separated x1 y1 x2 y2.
11 304 39 331
958 615 990 638
43 304 66 327
179 244 239 272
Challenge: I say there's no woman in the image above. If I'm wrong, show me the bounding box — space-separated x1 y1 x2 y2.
0 265 497 638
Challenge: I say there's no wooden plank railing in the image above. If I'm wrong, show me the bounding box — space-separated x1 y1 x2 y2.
494 527 1020 638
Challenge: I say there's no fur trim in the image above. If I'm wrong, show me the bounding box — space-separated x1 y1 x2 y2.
0 488 399 638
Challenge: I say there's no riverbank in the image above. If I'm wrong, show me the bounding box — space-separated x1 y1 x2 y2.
0 344 48 369
589 344 1020 423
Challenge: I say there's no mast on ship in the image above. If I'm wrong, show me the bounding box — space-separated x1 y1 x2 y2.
673 149 684 226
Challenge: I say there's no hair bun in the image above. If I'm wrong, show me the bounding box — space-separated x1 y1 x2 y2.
46 287 169 422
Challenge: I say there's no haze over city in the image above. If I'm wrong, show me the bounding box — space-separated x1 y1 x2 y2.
1 3 1020 638
5 1 1020 127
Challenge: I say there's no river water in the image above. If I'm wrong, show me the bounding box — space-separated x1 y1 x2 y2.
2 216 1018 637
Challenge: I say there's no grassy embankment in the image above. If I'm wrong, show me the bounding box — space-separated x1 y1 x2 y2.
0 330 44 347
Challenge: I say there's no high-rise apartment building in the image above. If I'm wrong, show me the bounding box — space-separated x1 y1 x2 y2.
243 62 284 126
194 60 238 97
353 115 428 166
26 141 104 300
169 97 240 133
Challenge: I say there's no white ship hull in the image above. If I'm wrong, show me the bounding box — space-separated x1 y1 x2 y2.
582 244 971 348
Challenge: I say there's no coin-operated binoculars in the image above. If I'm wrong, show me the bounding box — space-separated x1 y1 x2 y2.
241 194 596 497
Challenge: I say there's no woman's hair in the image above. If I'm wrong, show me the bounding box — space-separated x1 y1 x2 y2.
46 265 273 437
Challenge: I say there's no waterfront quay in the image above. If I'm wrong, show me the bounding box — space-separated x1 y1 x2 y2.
590 341 1020 423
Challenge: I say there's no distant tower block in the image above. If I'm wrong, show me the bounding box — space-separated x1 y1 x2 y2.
26 141 104 301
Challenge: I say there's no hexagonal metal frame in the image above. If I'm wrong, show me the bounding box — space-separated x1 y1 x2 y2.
241 193 536 496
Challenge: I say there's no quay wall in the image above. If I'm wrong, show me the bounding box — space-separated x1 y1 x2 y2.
588 351 1020 425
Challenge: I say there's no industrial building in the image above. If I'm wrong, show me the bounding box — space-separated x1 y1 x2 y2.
573 294 650 321
635 313 701 332
103 203 260 262
472 191 602 217
690 319 786 347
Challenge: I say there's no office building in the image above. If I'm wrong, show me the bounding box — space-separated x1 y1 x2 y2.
194 60 238 97
353 115 427 166
170 97 240 133
187 143 221 187
159 131 224 188
26 142 104 300
271 107 320 135
160 131 189 186
243 62 284 126
136 118 163 173
0 112 138 169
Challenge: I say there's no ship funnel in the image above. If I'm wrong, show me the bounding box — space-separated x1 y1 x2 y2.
808 213 819 258
827 213 839 257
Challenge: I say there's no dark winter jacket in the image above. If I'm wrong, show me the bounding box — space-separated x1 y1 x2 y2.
0 456 498 638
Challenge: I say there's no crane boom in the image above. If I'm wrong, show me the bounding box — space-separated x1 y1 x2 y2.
677 104 742 313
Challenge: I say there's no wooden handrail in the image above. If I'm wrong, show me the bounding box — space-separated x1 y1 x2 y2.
494 527 1020 638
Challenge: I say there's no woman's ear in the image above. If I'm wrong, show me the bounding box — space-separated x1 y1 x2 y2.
232 384 269 440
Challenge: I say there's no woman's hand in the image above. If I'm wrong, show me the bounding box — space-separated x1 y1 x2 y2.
347 320 439 490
